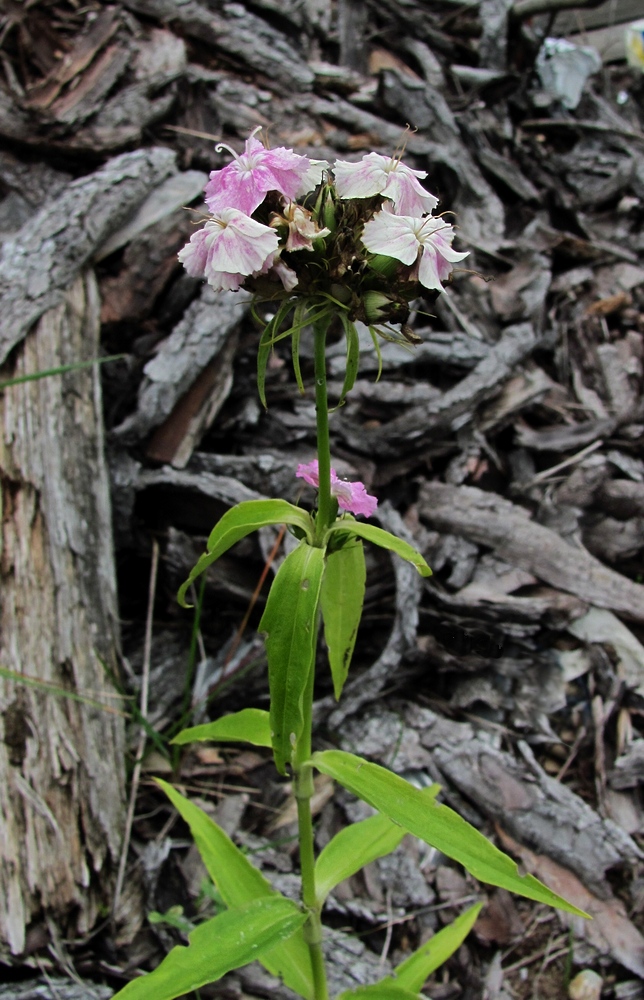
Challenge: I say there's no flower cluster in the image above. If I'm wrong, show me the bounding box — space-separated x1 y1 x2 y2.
296 460 378 518
178 127 467 308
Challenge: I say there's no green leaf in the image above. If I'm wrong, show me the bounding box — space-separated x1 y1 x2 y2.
393 903 482 989
320 539 366 700
178 500 314 607
171 708 272 748
0 354 125 390
292 301 306 396
315 786 439 906
337 985 424 1000
110 896 306 1000
311 751 588 918
257 298 295 408
157 780 314 999
368 326 383 382
259 541 325 774
334 313 360 408
325 521 431 577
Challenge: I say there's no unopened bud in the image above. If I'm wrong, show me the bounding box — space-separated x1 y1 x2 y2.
323 194 337 233
362 291 393 323
368 254 399 278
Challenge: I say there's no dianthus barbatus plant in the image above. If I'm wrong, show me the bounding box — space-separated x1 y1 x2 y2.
114 130 584 1000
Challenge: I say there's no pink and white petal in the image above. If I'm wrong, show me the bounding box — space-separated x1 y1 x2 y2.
297 158 328 195
362 213 420 265
205 167 265 215
272 260 299 291
178 230 210 277
417 245 444 291
296 460 320 486
334 153 388 200
334 480 378 517
384 169 439 216
210 270 247 291
208 211 279 274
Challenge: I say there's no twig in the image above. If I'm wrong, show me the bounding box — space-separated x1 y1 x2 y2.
112 538 160 918
527 438 604 485
555 725 587 782
379 889 394 971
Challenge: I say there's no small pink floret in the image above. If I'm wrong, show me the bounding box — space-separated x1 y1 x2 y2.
334 152 438 217
362 211 468 291
296 459 378 518
205 131 327 215
178 208 279 291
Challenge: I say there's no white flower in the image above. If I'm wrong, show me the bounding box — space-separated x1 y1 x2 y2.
334 152 438 217
178 208 279 291
362 211 469 291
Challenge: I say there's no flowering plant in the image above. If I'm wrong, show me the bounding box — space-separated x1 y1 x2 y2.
114 131 584 1000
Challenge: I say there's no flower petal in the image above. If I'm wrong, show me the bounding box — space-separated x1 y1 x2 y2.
361 212 420 265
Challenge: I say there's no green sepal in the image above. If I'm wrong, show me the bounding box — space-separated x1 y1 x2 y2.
171 708 272 748
320 539 366 700
311 750 589 917
259 541 326 774
157 780 314 999
177 500 314 607
393 903 482 990
110 896 306 1000
325 520 432 578
314 786 438 907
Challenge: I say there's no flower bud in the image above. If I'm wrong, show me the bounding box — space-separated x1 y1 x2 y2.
362 291 394 323
367 254 399 278
323 194 337 233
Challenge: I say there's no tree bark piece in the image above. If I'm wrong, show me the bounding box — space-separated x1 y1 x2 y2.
419 482 644 621
0 272 126 956
0 146 176 366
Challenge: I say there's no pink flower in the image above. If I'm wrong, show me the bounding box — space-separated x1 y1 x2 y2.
361 211 468 291
333 152 438 217
271 203 331 252
178 208 279 291
205 128 328 216
296 460 378 518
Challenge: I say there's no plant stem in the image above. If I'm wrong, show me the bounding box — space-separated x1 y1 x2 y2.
290 313 333 1000
313 317 333 541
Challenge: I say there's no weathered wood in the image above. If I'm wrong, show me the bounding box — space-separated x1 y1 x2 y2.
418 482 644 621
0 272 126 956
0 147 176 366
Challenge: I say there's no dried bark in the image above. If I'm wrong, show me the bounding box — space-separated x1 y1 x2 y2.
419 482 644 621
0 273 126 956
0 147 176 366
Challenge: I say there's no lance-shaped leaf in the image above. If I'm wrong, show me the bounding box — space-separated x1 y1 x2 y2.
311 751 588 917
257 297 295 408
335 313 360 408
157 780 314 999
314 786 438 907
259 541 325 774
393 903 482 990
171 708 272 748
178 500 313 607
111 896 306 1000
320 539 366 700
325 521 431 577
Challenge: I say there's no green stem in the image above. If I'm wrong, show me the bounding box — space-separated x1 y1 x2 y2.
290 313 334 1000
313 317 334 542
